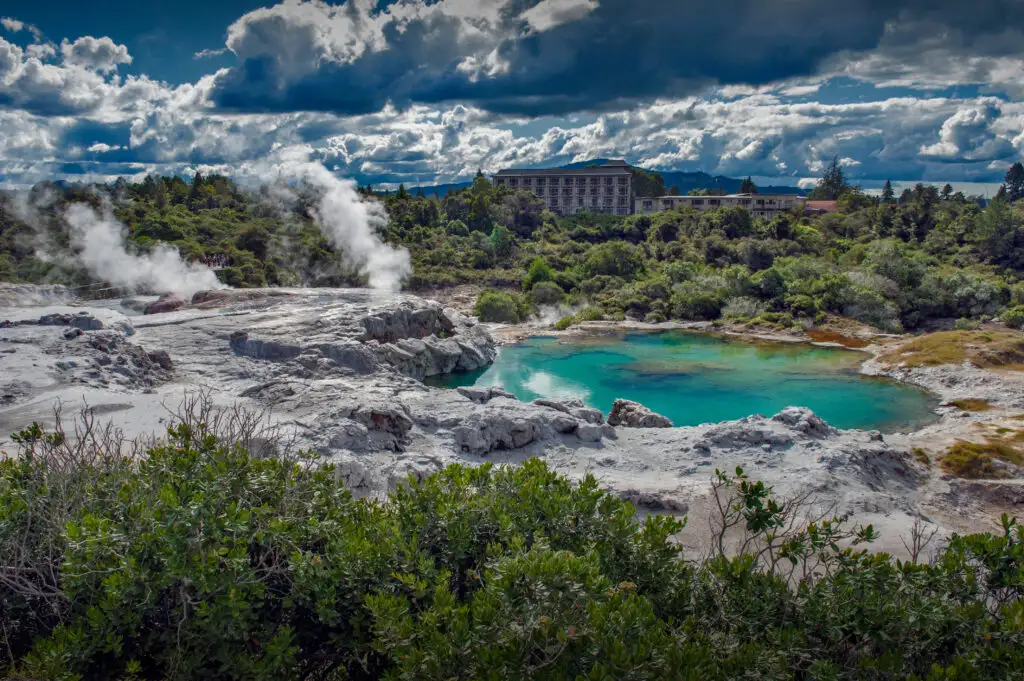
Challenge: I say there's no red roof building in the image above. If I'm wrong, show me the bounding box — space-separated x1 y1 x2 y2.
805 200 840 213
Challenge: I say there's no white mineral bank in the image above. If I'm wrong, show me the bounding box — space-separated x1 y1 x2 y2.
2 286 1023 558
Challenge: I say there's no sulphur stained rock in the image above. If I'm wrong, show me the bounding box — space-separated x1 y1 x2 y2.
144 293 187 315
607 399 674 428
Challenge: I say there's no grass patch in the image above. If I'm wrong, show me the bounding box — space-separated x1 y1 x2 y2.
947 398 994 412
940 438 1024 479
880 330 1024 369
807 329 871 349
911 447 931 467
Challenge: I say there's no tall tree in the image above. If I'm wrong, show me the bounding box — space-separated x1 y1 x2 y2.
808 157 848 200
630 168 666 198
738 177 758 194
1004 162 1024 202
881 180 894 203
940 184 953 200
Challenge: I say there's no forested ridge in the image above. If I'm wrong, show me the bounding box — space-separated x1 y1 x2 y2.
3 165 1024 333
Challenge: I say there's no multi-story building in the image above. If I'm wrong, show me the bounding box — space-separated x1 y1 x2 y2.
633 193 806 219
492 160 633 216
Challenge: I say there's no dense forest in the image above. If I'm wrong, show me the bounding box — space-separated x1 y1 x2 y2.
3 164 1024 334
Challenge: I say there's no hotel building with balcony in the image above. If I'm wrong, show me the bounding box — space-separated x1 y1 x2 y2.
492 160 633 216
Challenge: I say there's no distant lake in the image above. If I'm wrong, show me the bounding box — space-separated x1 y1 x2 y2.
428 331 938 432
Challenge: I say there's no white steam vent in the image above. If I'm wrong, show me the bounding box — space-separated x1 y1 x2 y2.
64 203 224 298
270 161 411 293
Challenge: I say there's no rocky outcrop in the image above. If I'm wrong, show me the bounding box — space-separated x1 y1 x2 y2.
863 358 1024 411
608 399 674 428
450 406 579 454
771 407 835 437
458 386 515 404
223 295 497 381
191 289 294 308
144 293 187 315
532 397 605 425
1 309 128 334
360 301 457 343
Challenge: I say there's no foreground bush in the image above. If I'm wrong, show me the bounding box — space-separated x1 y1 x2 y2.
2 413 1024 680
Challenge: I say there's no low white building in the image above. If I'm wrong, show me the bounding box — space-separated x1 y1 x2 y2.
633 193 806 219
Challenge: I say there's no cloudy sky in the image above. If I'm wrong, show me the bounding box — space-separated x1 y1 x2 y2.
2 0 1024 191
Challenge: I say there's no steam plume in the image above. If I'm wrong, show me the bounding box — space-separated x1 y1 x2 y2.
267 159 411 293
64 203 223 298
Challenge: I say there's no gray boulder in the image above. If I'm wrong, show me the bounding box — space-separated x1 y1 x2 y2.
607 399 674 428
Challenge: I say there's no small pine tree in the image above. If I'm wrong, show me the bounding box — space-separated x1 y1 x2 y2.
881 180 895 203
738 177 758 194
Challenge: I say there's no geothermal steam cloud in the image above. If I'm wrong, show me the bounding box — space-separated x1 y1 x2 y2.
64 203 223 298
274 162 411 293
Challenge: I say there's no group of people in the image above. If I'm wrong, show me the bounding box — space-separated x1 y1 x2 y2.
198 254 229 269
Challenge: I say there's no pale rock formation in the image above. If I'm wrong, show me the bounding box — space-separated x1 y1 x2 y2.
608 399 674 428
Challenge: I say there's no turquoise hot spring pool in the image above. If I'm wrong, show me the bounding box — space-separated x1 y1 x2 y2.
427 331 938 432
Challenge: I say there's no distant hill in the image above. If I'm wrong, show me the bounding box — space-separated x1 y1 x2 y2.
404 159 806 197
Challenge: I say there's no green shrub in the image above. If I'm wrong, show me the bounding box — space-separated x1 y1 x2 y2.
582 241 644 279
474 289 523 323
1003 305 1024 329
522 257 555 291
554 306 603 330
722 296 766 320
529 280 564 306
3 419 1024 681
955 317 981 331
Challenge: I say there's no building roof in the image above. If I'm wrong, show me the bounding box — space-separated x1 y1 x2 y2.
495 160 632 176
805 200 840 212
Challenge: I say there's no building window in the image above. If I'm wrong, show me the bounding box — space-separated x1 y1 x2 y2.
643 200 653 209
692 199 704 206
709 199 720 205
663 200 675 208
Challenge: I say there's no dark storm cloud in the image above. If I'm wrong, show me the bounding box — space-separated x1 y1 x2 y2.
208 0 1024 116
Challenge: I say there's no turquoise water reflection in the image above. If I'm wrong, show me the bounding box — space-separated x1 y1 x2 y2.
428 331 938 432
